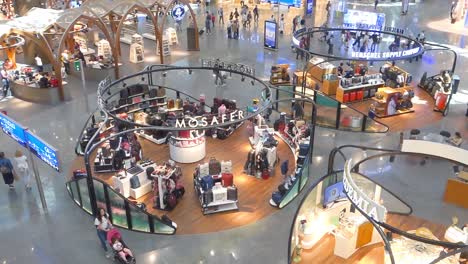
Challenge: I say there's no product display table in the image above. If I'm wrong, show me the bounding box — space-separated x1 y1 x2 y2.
336 81 385 103
112 163 155 198
443 178 468 208
169 133 206 163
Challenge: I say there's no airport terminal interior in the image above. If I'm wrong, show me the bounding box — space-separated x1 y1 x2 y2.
0 0 467 263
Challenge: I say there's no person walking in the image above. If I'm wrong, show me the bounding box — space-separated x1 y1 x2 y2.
247 11 252 28
229 11 233 21
227 20 232 38
232 19 239 39
1 65 10 98
95 208 113 258
211 12 216 27
234 8 239 20
205 12 212 34
218 7 224 24
242 12 247 27
34 54 43 73
327 35 334 55
374 0 378 10
0 152 15 189
253 5 259 23
61 50 71 75
14 150 32 190
279 14 285 34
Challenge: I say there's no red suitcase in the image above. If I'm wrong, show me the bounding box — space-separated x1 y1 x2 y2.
349 91 357 101
343 93 350 103
261 169 270 180
356 90 364 100
221 173 234 187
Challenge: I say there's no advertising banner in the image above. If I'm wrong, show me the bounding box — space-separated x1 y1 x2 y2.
343 10 385 31
264 21 278 49
306 0 314 15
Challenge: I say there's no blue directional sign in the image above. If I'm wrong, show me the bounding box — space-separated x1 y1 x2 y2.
0 112 27 147
25 130 60 172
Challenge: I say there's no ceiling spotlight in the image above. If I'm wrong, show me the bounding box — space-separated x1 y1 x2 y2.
241 76 245 82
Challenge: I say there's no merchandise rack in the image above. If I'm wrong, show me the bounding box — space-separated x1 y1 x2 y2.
194 184 239 215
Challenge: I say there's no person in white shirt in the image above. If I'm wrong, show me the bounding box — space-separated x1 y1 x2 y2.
95 208 113 258
35 54 43 73
111 237 134 262
14 150 31 190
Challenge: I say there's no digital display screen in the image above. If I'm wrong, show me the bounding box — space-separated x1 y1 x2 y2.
343 10 385 31
25 131 60 172
264 21 278 49
0 112 27 147
306 0 314 15
323 181 347 207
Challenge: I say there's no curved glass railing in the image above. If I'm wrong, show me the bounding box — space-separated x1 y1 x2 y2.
275 154 311 209
66 177 176 235
273 85 389 133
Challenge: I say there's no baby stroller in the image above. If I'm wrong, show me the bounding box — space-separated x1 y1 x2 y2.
107 228 136 264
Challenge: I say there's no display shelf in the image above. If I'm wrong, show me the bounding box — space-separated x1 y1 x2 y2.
197 187 239 215
111 96 167 112
126 103 167 114
135 131 167 145
336 81 385 104
97 39 111 60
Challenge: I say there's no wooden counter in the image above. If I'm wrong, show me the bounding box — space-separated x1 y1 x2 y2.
11 81 70 105
443 178 468 208
336 82 385 103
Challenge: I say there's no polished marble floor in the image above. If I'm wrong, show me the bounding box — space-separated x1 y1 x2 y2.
0 1 467 263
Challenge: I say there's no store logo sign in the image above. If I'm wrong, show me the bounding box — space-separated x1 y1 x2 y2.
351 47 420 60
343 160 386 222
175 110 244 128
172 5 186 22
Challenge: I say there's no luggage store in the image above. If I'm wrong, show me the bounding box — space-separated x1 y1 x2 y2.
68 65 316 234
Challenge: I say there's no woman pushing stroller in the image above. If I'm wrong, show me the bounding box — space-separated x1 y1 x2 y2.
109 230 135 264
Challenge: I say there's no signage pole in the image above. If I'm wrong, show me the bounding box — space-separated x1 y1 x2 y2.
79 60 90 113
26 144 47 210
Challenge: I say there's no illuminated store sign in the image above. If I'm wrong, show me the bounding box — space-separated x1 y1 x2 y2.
351 47 420 60
383 26 405 34
343 160 386 222
175 110 245 128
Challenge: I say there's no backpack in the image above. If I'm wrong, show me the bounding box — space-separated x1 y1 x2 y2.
0 164 11 174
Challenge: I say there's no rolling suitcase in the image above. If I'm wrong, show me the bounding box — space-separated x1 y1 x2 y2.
221 160 232 173
120 88 129 99
227 186 238 200
201 175 214 191
343 93 350 103
221 173 234 187
164 192 177 210
203 189 213 205
175 98 183 109
208 157 221 175
261 169 270 180
349 91 357 101
199 163 209 176
149 89 158 98
356 90 364 100
157 86 166 97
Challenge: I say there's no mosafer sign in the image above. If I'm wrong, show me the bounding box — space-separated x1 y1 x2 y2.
343 160 386 222
175 110 245 128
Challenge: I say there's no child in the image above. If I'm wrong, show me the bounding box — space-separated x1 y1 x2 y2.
112 237 134 263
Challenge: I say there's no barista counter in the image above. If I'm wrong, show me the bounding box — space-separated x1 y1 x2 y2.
11 80 70 105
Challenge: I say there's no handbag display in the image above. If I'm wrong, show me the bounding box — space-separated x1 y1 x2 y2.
167 99 175 109
175 98 183 109
208 157 221 175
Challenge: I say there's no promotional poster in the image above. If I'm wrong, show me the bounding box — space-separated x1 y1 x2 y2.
264 21 278 49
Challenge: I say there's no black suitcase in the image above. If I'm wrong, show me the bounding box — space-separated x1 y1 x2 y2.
120 88 129 99
149 89 157 98
199 29 205 35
